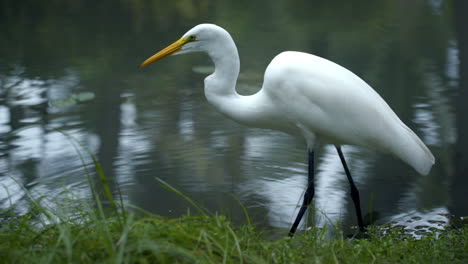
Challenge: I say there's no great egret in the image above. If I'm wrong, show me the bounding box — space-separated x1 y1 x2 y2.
139 24 435 236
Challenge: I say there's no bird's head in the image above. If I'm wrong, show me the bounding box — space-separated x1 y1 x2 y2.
139 23 230 68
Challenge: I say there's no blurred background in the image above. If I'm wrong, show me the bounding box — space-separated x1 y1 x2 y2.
1 0 466 234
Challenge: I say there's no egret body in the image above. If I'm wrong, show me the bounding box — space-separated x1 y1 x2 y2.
139 24 435 236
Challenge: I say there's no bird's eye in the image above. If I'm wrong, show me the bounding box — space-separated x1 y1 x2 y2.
189 36 196 41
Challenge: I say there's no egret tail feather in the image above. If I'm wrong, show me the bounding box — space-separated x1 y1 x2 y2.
393 124 435 175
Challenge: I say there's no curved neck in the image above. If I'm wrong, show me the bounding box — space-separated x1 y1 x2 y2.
205 37 240 96
203 37 273 129
203 31 240 110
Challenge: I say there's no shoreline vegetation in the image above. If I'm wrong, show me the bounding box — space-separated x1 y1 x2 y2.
1 181 467 264
1 135 466 263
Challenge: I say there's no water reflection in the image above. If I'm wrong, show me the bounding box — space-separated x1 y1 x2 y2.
388 207 449 238
314 145 374 231
1 0 466 235
239 131 306 229
0 69 95 213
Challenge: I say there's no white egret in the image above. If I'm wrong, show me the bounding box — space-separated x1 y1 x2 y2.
139 24 435 236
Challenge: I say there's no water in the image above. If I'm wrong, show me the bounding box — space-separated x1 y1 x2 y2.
1 0 466 234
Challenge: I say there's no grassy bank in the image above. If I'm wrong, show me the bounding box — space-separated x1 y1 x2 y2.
1 198 467 264
1 133 466 263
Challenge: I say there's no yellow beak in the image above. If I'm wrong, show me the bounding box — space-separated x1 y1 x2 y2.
139 37 191 68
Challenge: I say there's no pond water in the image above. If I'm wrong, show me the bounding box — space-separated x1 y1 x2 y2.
1 0 467 235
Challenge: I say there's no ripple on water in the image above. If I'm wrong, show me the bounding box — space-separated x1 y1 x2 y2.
386 207 450 238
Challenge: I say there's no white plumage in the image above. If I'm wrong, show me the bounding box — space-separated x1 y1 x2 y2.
139 23 435 235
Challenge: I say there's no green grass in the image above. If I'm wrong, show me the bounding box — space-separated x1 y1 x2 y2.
1 195 467 264
1 130 466 263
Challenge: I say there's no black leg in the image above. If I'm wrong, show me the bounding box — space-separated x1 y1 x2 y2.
335 145 365 232
289 148 315 237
